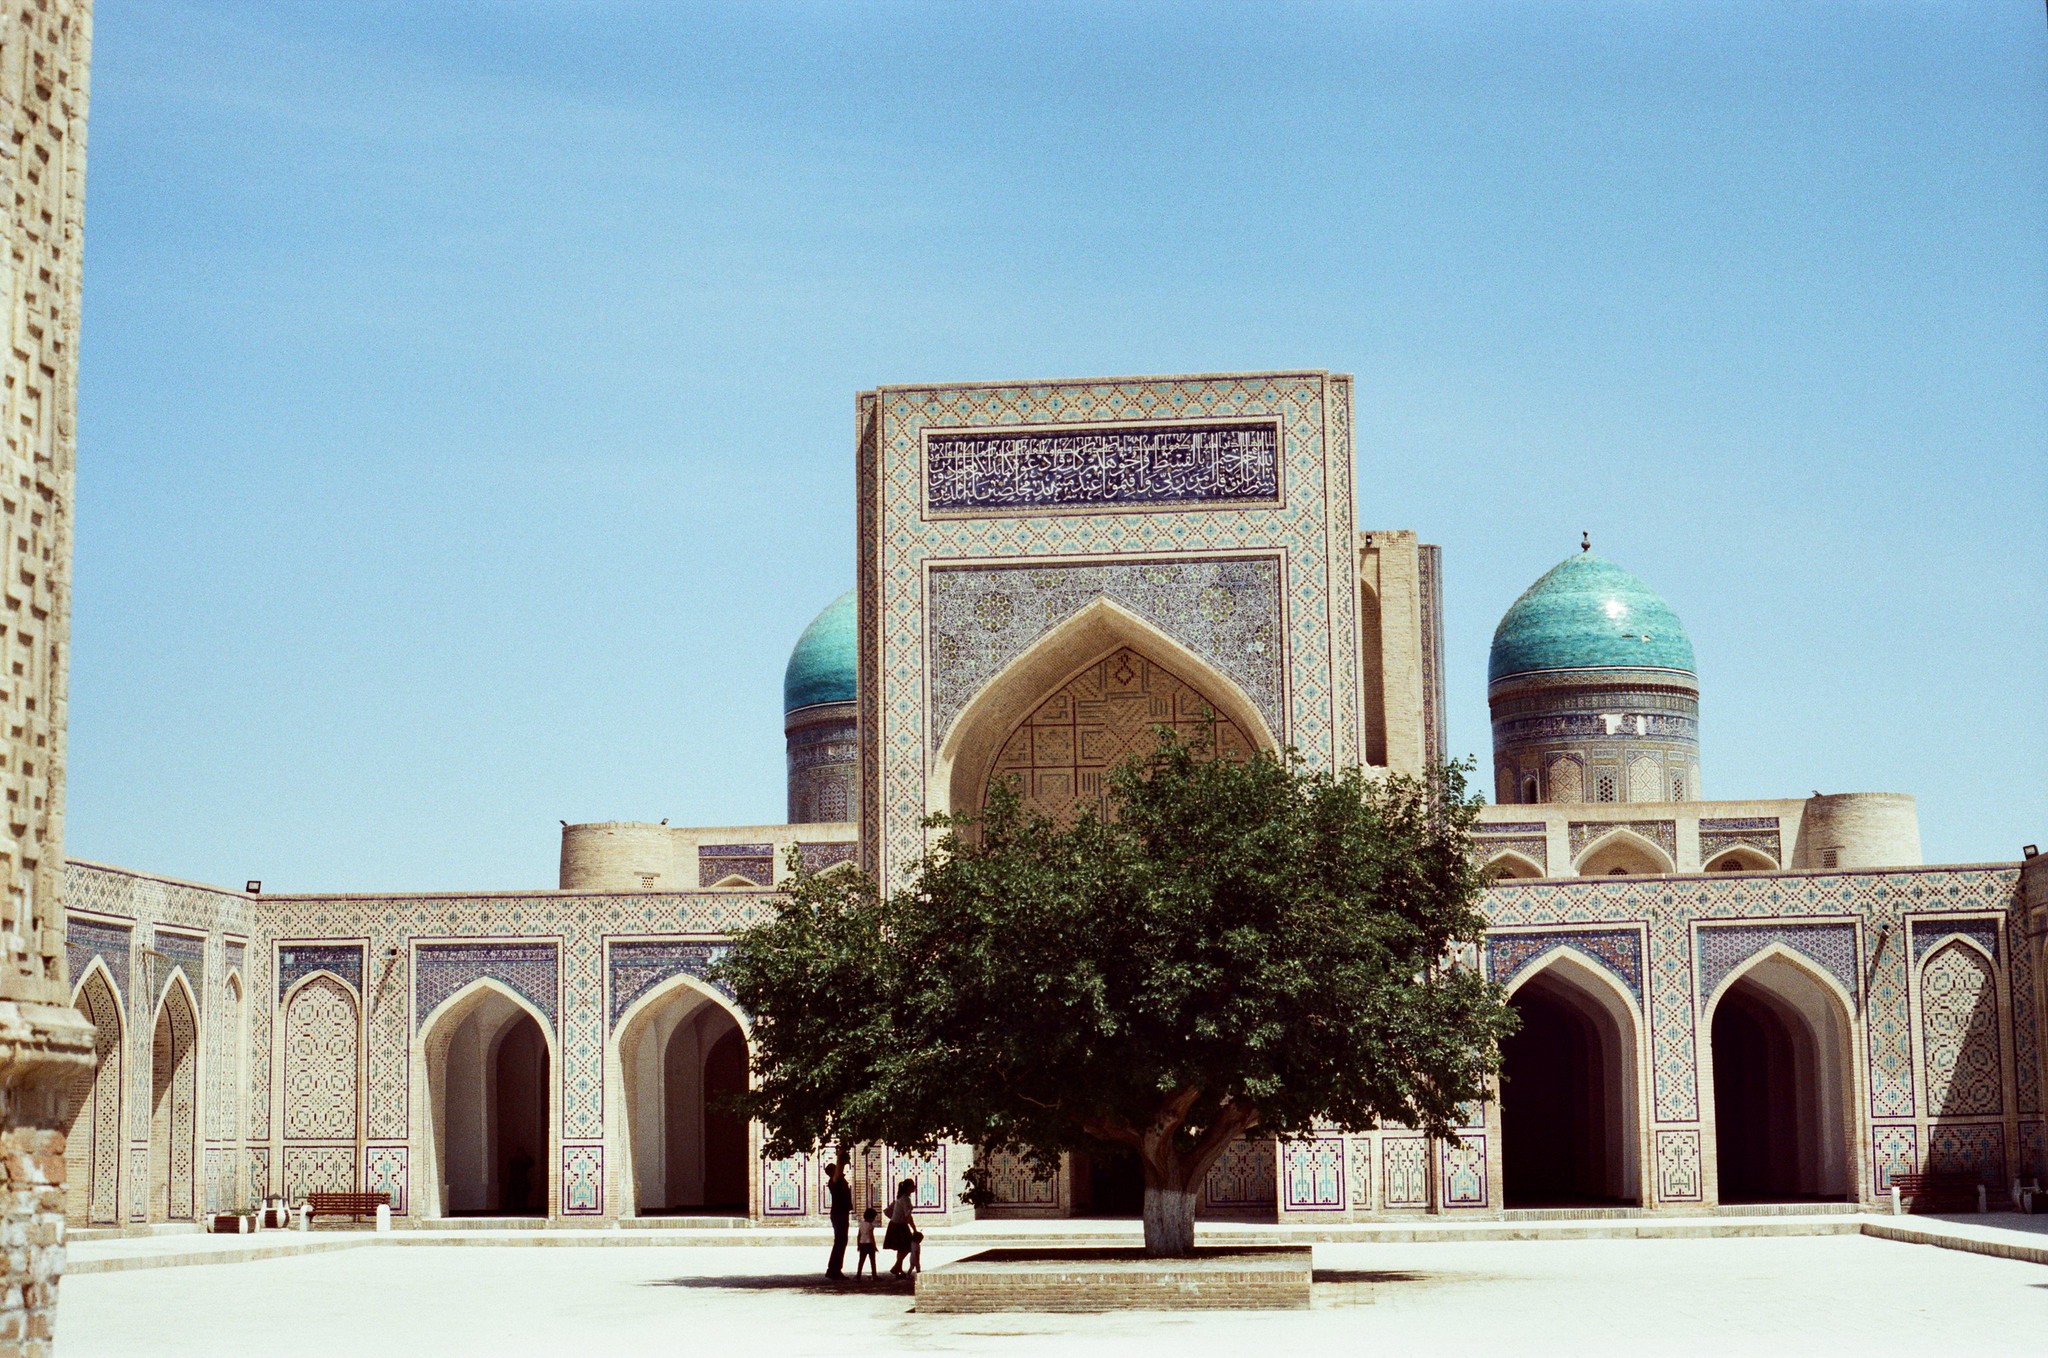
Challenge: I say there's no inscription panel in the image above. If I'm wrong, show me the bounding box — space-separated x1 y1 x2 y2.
925 419 1281 516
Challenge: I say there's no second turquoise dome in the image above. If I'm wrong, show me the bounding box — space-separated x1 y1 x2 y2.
1489 554 1695 683
783 590 857 714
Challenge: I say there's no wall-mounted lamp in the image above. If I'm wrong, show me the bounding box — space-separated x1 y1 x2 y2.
2026 845 2039 860
245 881 261 895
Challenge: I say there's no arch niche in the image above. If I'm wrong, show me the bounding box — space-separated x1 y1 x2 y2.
63 963 124 1225
1575 830 1673 879
613 976 751 1217
1707 950 1857 1203
148 972 200 1221
419 981 555 1218
1485 851 1544 882
1498 952 1644 1207
931 600 1277 823
1705 848 1777 874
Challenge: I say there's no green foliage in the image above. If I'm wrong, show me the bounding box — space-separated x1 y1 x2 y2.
710 732 1514 1196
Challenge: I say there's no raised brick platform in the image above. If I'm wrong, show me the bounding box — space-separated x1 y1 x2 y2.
914 1247 1312 1312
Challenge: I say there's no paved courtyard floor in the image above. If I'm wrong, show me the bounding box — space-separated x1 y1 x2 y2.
58 1235 2046 1357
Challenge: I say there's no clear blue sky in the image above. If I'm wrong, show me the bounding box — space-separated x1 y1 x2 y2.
70 2 2046 891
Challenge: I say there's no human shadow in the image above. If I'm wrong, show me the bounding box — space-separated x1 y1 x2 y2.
647 1274 914 1293
1313 1270 1426 1285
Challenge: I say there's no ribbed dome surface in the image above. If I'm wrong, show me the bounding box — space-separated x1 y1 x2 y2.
1489 554 1695 683
783 590 857 714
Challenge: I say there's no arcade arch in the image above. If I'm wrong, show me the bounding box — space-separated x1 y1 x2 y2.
1705 847 1777 873
1575 830 1673 878
1498 953 1643 1207
63 963 124 1224
149 972 200 1221
615 977 751 1217
1708 951 1856 1203
1484 851 1544 882
421 982 554 1217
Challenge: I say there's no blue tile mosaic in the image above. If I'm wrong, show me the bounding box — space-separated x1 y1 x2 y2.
925 419 1280 515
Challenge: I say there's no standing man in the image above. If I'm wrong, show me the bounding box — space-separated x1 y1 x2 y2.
824 1160 853 1280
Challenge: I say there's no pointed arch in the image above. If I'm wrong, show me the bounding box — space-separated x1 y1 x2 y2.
1574 828 1675 878
281 972 362 1142
1500 950 1647 1206
610 971 753 1218
1705 847 1777 873
931 596 1280 820
1483 850 1545 881
1705 946 1859 1203
1917 938 2001 1118
416 977 558 1219
149 970 201 1221
64 961 124 1224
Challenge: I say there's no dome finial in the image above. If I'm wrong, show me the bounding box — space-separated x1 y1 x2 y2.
1581 530 1591 553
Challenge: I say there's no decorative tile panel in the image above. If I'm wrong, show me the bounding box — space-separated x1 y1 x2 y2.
1569 821 1678 861
1348 1136 1373 1210
414 942 559 1029
884 1145 948 1212
924 418 1281 516
155 930 207 1010
699 845 774 888
277 943 363 999
1381 1136 1429 1208
761 1152 810 1217
1282 1137 1345 1210
1440 1135 1487 1207
1696 922 1859 1008
66 917 132 1002
364 1146 408 1214
1919 941 2001 1116
1487 928 1644 1006
281 1145 354 1198
607 940 734 1028
794 842 857 875
926 555 1285 751
1925 1123 2004 1188
561 1144 602 1214
1870 1124 1918 1192
1202 1136 1276 1207
1654 1129 1702 1202
1910 918 2001 964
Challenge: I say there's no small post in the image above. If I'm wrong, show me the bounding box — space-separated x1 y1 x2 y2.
296 1202 311 1232
1890 1185 1901 1215
375 1203 392 1233
1976 1184 1987 1214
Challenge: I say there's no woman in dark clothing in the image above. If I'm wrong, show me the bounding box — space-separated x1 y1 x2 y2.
881 1178 921 1274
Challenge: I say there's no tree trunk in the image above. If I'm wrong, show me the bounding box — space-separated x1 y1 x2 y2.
1141 1179 1197 1256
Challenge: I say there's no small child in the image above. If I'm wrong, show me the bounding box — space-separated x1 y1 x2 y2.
855 1207 879 1278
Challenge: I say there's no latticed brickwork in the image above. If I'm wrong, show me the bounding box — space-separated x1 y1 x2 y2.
0 7 93 1356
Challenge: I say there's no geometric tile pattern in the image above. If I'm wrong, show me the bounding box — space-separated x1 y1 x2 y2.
276 943 364 999
364 1146 408 1215
884 1145 949 1213
1440 1135 1487 1207
1918 941 2001 1117
793 842 858 875
607 940 732 1029
154 930 207 1013
1925 1123 2004 1188
282 975 359 1140
980 1147 1058 1207
2011 919 2043 1115
990 647 1253 821
1282 1137 1344 1210
73 969 124 1224
562 1145 603 1215
1381 1137 1429 1208
1870 1124 1918 1192
1696 922 1860 1009
1348 1136 1373 1209
414 942 560 1030
926 555 1285 750
1202 1137 1277 1208
1487 928 1644 1007
1911 917 2000 964
65 916 133 1005
281 1145 355 1198
1568 821 1678 860
699 846 774 888
2020 1122 2046 1182
761 1152 810 1217
1654 1129 1702 1202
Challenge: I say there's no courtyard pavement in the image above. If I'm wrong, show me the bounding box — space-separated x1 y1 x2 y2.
58 1233 2048 1357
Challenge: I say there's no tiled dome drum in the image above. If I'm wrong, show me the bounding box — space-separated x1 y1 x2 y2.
1488 554 1701 807
784 590 859 823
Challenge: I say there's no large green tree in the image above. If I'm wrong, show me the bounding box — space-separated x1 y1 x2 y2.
711 732 1514 1255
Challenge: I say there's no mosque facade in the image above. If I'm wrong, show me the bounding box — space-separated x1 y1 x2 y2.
57 372 2046 1233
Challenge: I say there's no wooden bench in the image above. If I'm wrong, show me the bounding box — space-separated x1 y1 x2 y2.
1889 1172 1981 1214
305 1191 391 1224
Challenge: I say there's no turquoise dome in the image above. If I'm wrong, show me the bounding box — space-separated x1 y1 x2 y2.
784 590 856 714
1489 554 1695 683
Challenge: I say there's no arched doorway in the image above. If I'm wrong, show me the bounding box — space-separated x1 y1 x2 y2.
1575 831 1672 878
1500 956 1642 1207
617 981 750 1216
149 975 199 1221
424 985 552 1217
1709 954 1855 1203
63 966 123 1225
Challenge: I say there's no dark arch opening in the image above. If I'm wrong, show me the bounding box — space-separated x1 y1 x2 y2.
620 992 750 1216
1710 961 1853 1203
492 1014 548 1215
1500 964 1639 1207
